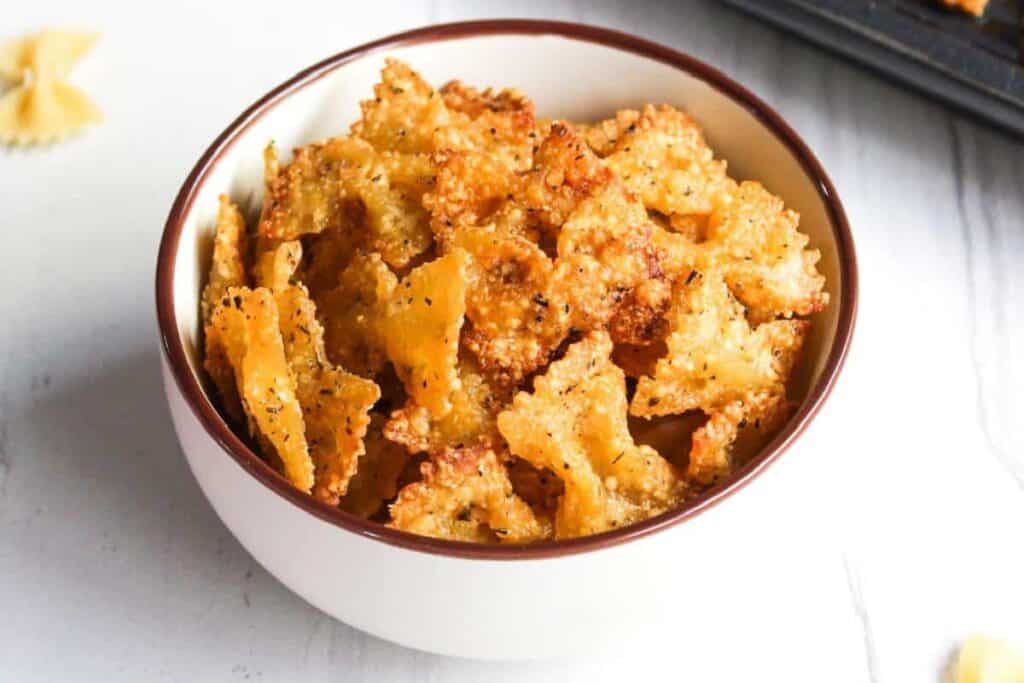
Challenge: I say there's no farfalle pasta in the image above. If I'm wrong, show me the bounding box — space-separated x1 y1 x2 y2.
0 29 101 145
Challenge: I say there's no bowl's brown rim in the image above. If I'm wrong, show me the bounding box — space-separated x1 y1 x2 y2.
155 19 858 561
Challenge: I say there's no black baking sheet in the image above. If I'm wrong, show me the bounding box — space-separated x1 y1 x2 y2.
719 0 1024 137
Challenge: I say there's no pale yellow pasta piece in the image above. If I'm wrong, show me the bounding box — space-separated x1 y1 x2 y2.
954 636 1024 683
381 249 470 418
498 331 684 539
0 30 101 144
0 30 97 81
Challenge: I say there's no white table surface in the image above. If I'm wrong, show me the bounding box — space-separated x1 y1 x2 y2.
2 1 1022 680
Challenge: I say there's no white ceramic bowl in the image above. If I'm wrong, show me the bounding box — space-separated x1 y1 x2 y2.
156 20 857 660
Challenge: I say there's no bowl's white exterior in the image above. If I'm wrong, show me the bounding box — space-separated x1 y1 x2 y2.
159 27 850 660
164 357 803 659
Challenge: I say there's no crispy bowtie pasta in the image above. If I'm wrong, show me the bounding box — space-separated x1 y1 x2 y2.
498 332 684 538
631 271 807 416
340 413 413 519
205 287 315 492
201 59 828 542
272 281 379 504
318 251 397 377
592 104 730 218
389 447 548 542
380 249 470 417
384 363 502 455
703 181 828 323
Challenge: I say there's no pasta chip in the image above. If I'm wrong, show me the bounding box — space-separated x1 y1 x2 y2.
201 195 250 327
498 331 684 538
318 251 398 377
425 150 527 247
599 104 730 218
200 196 250 422
389 447 549 543
354 58 452 154
0 29 101 144
273 280 380 503
257 139 353 241
631 271 808 419
205 287 314 492
436 80 537 171
339 413 413 519
384 363 503 454
703 181 828 322
686 391 794 485
381 249 470 417
258 135 433 268
519 123 613 236
453 222 570 388
355 59 537 169
252 239 301 292
555 182 671 345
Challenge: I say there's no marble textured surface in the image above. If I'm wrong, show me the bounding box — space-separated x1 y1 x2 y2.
1 1 1021 680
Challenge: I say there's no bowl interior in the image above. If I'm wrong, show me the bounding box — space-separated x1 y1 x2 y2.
168 30 846 491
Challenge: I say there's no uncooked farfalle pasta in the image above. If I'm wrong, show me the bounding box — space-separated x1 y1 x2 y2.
0 29 102 145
